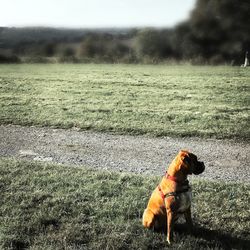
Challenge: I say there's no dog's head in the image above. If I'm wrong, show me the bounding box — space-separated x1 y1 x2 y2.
178 150 205 175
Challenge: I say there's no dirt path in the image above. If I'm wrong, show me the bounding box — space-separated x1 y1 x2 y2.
0 125 249 182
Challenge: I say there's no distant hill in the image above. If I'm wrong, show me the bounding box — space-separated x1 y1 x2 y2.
0 27 133 49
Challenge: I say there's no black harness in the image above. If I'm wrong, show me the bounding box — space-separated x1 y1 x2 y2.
158 185 191 200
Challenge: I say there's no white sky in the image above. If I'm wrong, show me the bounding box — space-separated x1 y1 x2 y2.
0 0 196 28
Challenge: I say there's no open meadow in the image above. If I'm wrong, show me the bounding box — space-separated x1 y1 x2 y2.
0 64 249 249
0 64 249 139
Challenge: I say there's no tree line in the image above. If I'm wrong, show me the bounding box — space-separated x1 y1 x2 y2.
0 0 249 65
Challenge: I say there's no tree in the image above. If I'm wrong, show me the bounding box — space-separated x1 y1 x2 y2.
44 43 56 57
135 29 165 59
189 0 250 62
63 47 75 57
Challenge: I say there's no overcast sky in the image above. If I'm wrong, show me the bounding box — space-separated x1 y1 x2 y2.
0 0 196 28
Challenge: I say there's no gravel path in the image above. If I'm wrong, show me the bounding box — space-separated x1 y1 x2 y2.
0 125 249 182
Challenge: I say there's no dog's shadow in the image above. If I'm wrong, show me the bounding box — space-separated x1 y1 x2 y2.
172 223 250 249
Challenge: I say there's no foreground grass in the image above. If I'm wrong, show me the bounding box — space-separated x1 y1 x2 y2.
0 158 249 249
0 64 249 139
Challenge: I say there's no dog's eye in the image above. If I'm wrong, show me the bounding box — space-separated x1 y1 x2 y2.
184 156 192 164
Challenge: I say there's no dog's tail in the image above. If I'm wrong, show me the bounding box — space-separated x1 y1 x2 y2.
142 208 154 228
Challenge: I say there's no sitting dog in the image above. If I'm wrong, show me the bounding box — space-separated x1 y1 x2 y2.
142 150 205 244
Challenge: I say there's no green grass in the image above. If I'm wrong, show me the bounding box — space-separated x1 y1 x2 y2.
0 64 249 139
0 158 249 249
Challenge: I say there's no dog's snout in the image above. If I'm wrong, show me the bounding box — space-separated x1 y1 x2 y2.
193 161 205 175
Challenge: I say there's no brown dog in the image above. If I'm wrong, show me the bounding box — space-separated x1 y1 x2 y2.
142 150 205 244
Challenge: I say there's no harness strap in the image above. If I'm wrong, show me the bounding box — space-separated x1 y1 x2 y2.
158 185 166 200
165 173 189 186
158 185 190 201
165 173 179 182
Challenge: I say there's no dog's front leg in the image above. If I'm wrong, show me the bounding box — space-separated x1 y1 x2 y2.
184 207 193 231
166 208 174 244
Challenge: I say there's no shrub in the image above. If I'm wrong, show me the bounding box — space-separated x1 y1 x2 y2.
62 47 76 57
58 56 79 63
22 56 50 63
0 54 20 63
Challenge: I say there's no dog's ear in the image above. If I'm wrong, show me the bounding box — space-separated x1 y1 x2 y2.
179 151 193 174
179 150 191 164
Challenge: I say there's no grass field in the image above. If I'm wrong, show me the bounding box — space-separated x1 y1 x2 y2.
0 64 249 139
0 158 249 249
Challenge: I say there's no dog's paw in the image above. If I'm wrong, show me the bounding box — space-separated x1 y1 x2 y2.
167 238 171 245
